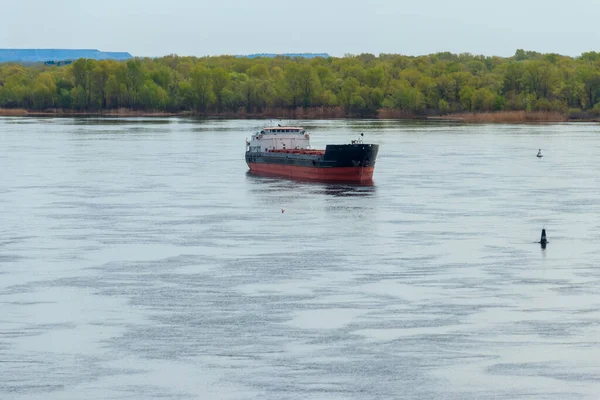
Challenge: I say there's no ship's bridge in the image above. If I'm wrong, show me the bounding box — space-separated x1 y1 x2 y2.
260 127 306 134
247 126 311 153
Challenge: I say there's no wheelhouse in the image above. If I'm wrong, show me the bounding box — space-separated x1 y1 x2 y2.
260 127 306 134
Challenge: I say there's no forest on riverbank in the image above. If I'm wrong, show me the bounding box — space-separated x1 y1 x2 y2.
2 49 600 121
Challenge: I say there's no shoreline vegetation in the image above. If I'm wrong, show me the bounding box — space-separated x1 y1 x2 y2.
0 107 583 123
2 49 600 123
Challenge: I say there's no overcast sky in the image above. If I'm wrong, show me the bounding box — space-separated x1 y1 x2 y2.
3 0 599 58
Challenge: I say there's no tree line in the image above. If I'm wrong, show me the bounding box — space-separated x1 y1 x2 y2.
2 49 600 117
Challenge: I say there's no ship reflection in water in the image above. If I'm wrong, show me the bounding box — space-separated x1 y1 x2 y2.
318 183 376 197
245 171 376 197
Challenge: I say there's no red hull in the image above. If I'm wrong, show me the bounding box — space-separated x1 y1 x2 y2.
247 163 374 183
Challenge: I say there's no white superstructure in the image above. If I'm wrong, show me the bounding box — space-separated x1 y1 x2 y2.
246 126 311 153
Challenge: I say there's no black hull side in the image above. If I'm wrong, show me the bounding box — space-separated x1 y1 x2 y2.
324 144 379 168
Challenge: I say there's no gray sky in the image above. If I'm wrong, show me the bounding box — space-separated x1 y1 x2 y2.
3 0 599 58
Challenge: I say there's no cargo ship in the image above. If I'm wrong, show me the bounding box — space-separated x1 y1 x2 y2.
245 125 379 183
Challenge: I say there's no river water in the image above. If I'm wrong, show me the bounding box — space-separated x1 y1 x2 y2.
1 117 600 399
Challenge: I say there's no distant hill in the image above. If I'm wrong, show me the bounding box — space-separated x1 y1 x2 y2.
0 49 133 63
237 53 330 59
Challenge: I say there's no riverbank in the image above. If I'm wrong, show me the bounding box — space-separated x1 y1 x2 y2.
0 106 353 119
0 107 598 123
433 111 570 123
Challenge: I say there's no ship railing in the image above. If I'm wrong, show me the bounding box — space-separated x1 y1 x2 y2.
268 149 325 155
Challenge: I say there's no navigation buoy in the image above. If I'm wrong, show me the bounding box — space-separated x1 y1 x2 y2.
537 149 543 158
540 228 548 249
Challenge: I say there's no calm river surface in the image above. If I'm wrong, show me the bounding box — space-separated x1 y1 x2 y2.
2 117 600 399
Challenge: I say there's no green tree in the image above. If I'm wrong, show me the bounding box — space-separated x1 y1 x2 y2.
190 65 214 112
282 63 304 108
31 72 56 109
211 68 230 112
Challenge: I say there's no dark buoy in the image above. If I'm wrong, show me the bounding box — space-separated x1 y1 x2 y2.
537 149 543 158
540 228 548 249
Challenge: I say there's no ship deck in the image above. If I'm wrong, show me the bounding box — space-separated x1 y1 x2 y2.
267 149 325 155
